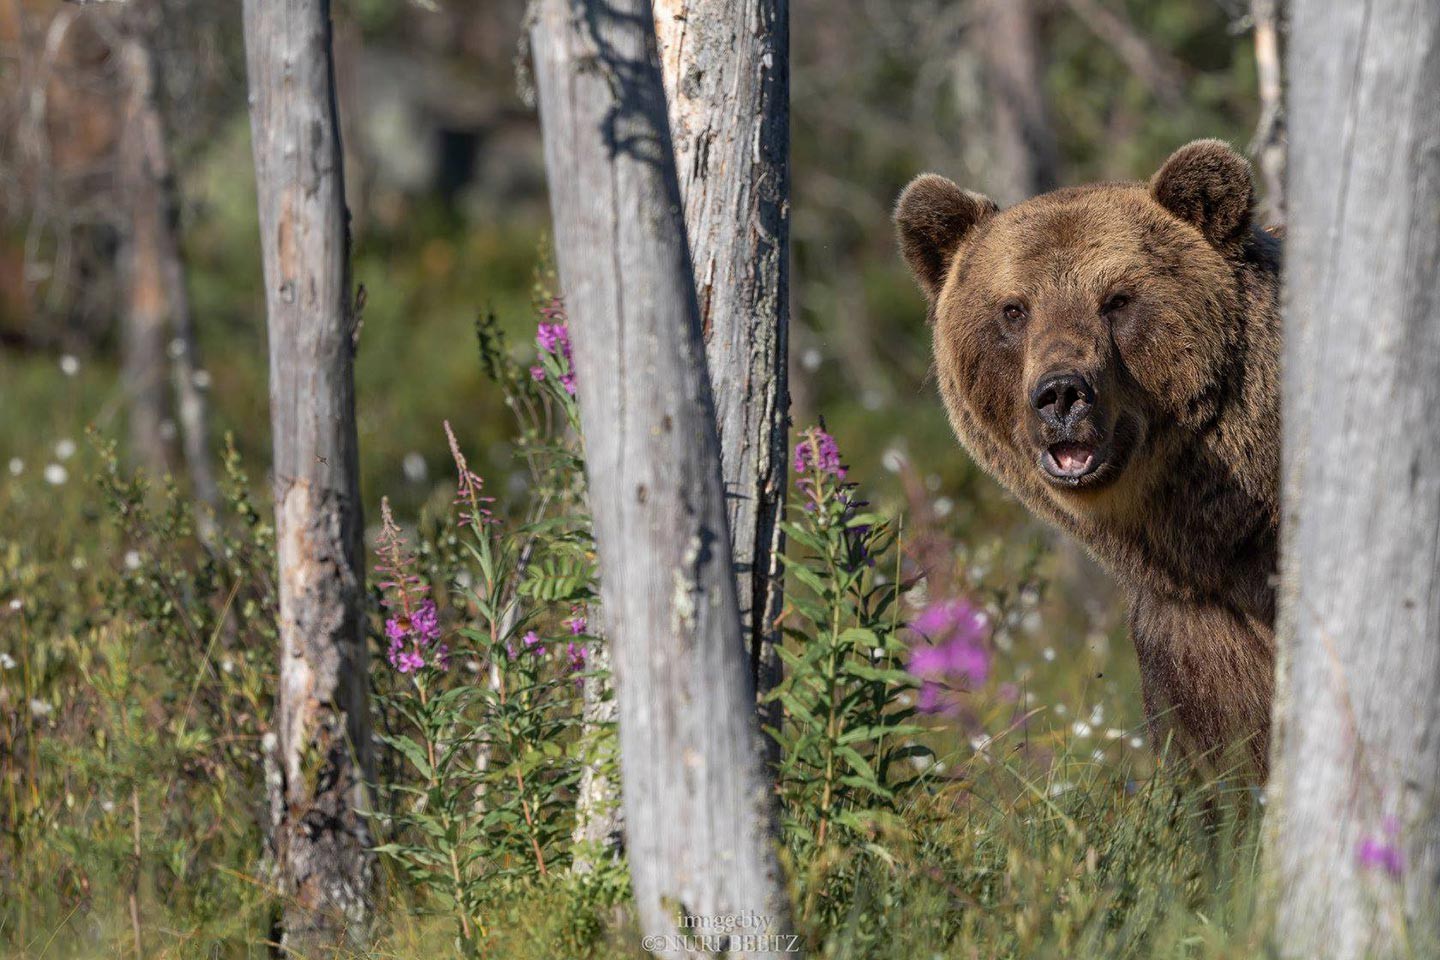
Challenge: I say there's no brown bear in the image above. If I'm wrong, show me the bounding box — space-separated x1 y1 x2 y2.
894 140 1280 778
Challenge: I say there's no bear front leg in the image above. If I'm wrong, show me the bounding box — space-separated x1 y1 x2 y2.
1127 590 1276 781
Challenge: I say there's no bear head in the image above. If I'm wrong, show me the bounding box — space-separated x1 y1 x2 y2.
895 140 1257 527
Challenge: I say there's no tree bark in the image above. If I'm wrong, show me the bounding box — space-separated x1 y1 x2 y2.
972 0 1059 205
1267 1 1440 957
116 15 171 483
115 0 220 530
242 0 373 951
1249 0 1286 227
529 0 793 951
570 638 622 873
651 0 791 723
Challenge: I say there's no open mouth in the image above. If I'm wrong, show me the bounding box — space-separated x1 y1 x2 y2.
1042 441 1099 482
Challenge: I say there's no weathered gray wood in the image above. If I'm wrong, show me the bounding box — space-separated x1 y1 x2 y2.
1267 1 1440 956
241 0 373 950
1249 0 1286 226
529 0 793 950
570 637 622 873
115 0 219 531
652 0 790 718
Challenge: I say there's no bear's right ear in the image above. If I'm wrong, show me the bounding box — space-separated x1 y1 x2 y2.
894 175 998 301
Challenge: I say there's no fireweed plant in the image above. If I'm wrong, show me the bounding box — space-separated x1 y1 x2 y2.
772 428 937 852
370 300 618 954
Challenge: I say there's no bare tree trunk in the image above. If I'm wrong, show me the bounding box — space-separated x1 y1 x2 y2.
115 0 219 531
1267 1 1440 957
972 0 1058 205
651 0 790 728
529 0 792 950
1249 0 1286 227
116 19 171 482
242 0 373 951
570 638 622 873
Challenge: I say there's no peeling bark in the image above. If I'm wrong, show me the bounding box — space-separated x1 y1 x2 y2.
529 0 793 950
652 0 790 724
242 0 373 950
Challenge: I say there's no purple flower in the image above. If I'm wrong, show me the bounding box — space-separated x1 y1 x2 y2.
793 428 846 480
408 600 441 645
395 649 426 674
521 630 546 657
911 598 987 647
917 681 949 715
536 322 569 356
567 642 587 673
531 301 579 396
906 597 991 714
376 498 449 676
1357 817 1404 878
566 613 587 636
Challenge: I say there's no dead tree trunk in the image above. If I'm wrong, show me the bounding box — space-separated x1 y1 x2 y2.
529 0 793 949
971 0 1058 204
242 0 373 950
115 0 219 528
651 0 790 718
1267 1 1440 957
1249 0 1286 227
116 17 171 482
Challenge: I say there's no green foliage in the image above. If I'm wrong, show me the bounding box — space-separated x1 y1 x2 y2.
368 298 626 956
0 436 280 956
770 427 923 866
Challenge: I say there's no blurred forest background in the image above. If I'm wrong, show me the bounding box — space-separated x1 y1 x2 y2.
0 0 1275 953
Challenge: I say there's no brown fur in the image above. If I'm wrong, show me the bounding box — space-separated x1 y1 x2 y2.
895 141 1280 778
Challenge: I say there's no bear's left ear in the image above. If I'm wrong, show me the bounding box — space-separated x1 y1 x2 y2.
894 174 998 302
1149 140 1255 247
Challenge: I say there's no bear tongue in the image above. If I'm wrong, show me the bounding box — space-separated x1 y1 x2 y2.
1052 443 1094 475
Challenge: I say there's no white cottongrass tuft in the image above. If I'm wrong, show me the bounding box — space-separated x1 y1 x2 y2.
44 463 68 486
402 451 428 484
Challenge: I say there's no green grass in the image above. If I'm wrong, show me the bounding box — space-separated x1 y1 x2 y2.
0 423 1274 959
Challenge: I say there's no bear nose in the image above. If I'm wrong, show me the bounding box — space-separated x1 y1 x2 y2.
1031 372 1094 428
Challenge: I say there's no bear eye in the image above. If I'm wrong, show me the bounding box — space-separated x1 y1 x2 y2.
1102 293 1131 315
1002 303 1027 323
